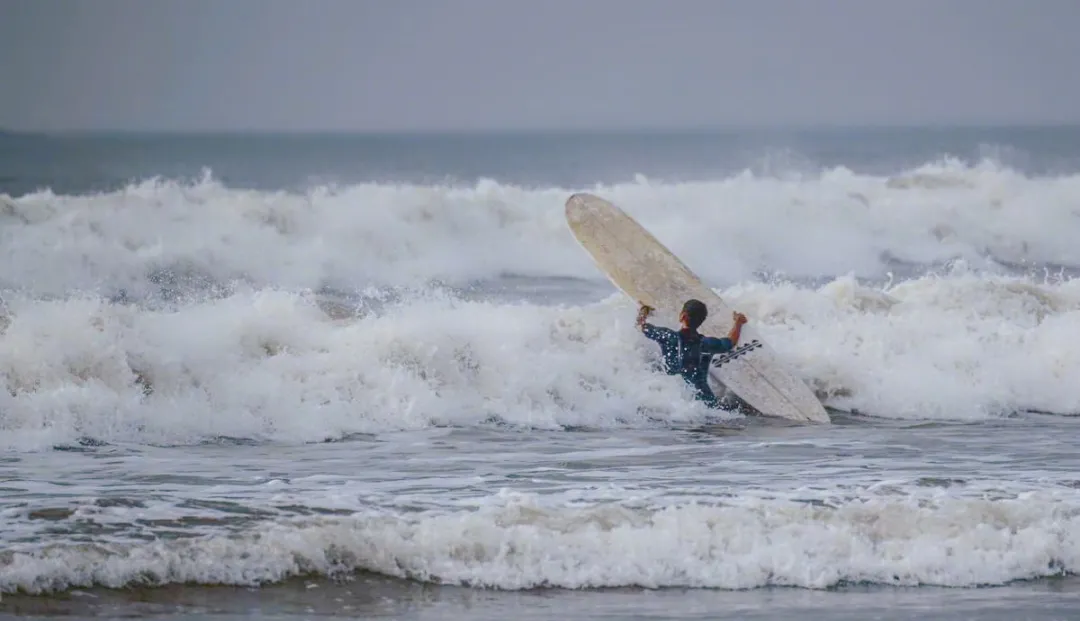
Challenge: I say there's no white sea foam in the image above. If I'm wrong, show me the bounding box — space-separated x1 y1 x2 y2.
5 155 1080 604
2 159 1079 448
1 268 1078 451
0 288 712 451
2 159 1080 297
2 490 1077 594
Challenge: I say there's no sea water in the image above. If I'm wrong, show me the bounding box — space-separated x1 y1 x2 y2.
1 128 1079 620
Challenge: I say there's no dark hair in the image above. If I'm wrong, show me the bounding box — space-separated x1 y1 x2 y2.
682 299 708 329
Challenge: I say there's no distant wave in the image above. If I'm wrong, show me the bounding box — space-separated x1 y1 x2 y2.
2 159 1080 298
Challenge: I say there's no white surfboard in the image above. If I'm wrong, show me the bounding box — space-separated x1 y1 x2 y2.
565 192 830 424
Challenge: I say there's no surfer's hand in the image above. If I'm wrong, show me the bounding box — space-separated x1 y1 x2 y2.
637 304 652 328
733 312 748 325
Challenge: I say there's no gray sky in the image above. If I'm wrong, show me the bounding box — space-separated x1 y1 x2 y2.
2 0 1079 131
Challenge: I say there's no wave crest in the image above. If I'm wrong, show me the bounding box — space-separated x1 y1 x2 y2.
2 160 1080 297
1 268 1078 450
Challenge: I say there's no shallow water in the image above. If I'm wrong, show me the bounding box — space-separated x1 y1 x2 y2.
3 407 1079 605
4 575 1080 620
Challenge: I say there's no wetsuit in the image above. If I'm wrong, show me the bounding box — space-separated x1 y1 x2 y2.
641 323 734 407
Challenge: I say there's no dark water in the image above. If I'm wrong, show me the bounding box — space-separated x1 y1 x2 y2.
4 126 1080 197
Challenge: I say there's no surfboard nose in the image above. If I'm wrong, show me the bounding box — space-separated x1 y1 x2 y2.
565 192 601 222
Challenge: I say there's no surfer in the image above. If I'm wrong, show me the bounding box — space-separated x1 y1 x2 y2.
636 299 748 408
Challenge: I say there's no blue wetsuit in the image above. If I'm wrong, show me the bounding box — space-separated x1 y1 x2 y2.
641 323 734 407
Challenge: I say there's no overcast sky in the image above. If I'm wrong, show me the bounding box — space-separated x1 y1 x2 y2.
2 0 1079 131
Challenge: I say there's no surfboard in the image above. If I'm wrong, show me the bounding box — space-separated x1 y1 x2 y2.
565 192 830 424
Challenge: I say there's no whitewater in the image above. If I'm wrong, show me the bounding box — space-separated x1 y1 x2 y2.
2 133 1080 620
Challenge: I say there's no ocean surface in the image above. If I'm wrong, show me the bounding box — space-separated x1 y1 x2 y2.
2 127 1080 620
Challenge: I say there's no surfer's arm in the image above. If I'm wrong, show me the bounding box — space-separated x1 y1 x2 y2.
636 304 682 353
636 304 673 341
636 306 676 345
641 323 675 344
725 312 748 346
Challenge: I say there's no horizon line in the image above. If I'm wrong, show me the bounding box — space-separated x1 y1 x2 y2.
5 121 1080 137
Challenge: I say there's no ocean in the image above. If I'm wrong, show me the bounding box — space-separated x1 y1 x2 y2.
1 127 1079 620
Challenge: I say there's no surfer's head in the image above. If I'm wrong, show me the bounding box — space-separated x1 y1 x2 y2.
680 299 708 330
